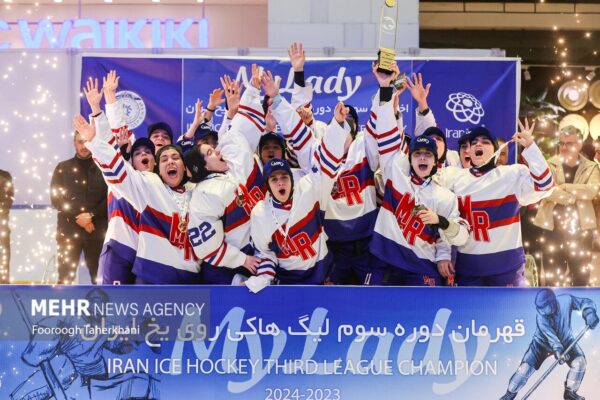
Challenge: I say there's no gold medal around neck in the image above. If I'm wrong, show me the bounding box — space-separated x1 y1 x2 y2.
178 219 187 234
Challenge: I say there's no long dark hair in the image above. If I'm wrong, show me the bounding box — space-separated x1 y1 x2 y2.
183 145 211 183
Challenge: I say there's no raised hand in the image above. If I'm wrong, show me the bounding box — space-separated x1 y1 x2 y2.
207 88 225 110
297 107 314 126
251 63 263 89
372 60 399 87
333 101 349 124
261 70 280 98
288 42 305 72
265 110 276 133
514 118 536 148
73 114 96 142
102 70 120 104
83 77 102 114
405 73 431 112
220 75 242 118
116 126 130 148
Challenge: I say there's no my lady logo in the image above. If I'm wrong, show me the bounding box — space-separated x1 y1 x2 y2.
445 92 485 124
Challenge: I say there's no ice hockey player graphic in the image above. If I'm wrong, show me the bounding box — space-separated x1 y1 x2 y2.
11 288 159 400
500 289 598 400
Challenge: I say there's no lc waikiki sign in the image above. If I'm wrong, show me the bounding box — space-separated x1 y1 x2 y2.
0 18 208 49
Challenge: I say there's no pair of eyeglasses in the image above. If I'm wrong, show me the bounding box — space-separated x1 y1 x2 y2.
558 141 577 148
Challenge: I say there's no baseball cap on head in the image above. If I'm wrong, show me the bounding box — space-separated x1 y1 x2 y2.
130 137 155 157
194 123 218 143
259 132 285 153
469 126 498 150
147 122 174 143
263 158 292 185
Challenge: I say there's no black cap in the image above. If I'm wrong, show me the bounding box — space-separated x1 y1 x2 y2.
259 132 285 154
147 122 174 143
423 126 447 162
194 123 218 143
469 126 498 151
130 137 155 158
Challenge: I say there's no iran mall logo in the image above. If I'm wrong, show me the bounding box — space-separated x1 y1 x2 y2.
445 92 485 124
116 90 147 129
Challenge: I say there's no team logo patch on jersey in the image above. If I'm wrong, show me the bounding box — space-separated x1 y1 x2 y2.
445 92 485 124
116 90 146 129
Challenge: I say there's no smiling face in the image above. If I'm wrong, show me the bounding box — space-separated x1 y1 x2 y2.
149 129 172 149
268 171 292 203
132 145 155 172
260 139 284 164
459 142 471 168
199 143 228 173
470 136 495 167
158 148 185 188
410 149 436 179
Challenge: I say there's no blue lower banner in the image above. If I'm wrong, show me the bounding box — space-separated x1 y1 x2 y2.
0 286 598 399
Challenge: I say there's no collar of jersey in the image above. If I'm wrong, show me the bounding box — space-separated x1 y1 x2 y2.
271 197 293 210
469 158 496 177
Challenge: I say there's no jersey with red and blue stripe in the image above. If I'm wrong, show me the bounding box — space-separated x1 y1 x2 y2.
87 113 200 284
98 101 139 283
440 145 555 276
245 117 349 292
188 85 267 269
367 96 469 276
270 94 380 242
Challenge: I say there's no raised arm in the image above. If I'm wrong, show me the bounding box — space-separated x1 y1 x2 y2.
263 69 316 174
74 113 153 213
513 118 556 205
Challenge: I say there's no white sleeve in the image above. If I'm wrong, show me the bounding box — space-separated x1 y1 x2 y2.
246 212 277 293
515 143 555 205
414 108 437 137
270 95 316 174
218 116 232 140
229 85 265 152
434 239 452 263
437 192 470 247
315 119 349 206
291 82 314 110
85 114 151 212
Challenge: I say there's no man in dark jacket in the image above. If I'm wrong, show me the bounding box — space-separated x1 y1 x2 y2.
51 132 108 284
0 169 13 284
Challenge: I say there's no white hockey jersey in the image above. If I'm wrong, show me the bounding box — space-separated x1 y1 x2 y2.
438 147 554 276
187 86 266 268
86 113 200 284
246 115 349 293
368 95 469 277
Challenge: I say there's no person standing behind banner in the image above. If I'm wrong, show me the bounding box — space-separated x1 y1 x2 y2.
184 66 265 285
73 112 200 285
533 125 600 286
51 131 108 284
367 62 469 287
0 169 13 284
438 121 554 287
244 73 350 292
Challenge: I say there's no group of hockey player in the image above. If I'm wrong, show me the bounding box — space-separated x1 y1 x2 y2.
73 43 555 290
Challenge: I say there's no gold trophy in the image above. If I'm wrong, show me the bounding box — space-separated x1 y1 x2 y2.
377 0 400 74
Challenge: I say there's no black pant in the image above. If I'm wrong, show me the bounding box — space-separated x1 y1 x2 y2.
56 231 103 284
540 228 592 286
